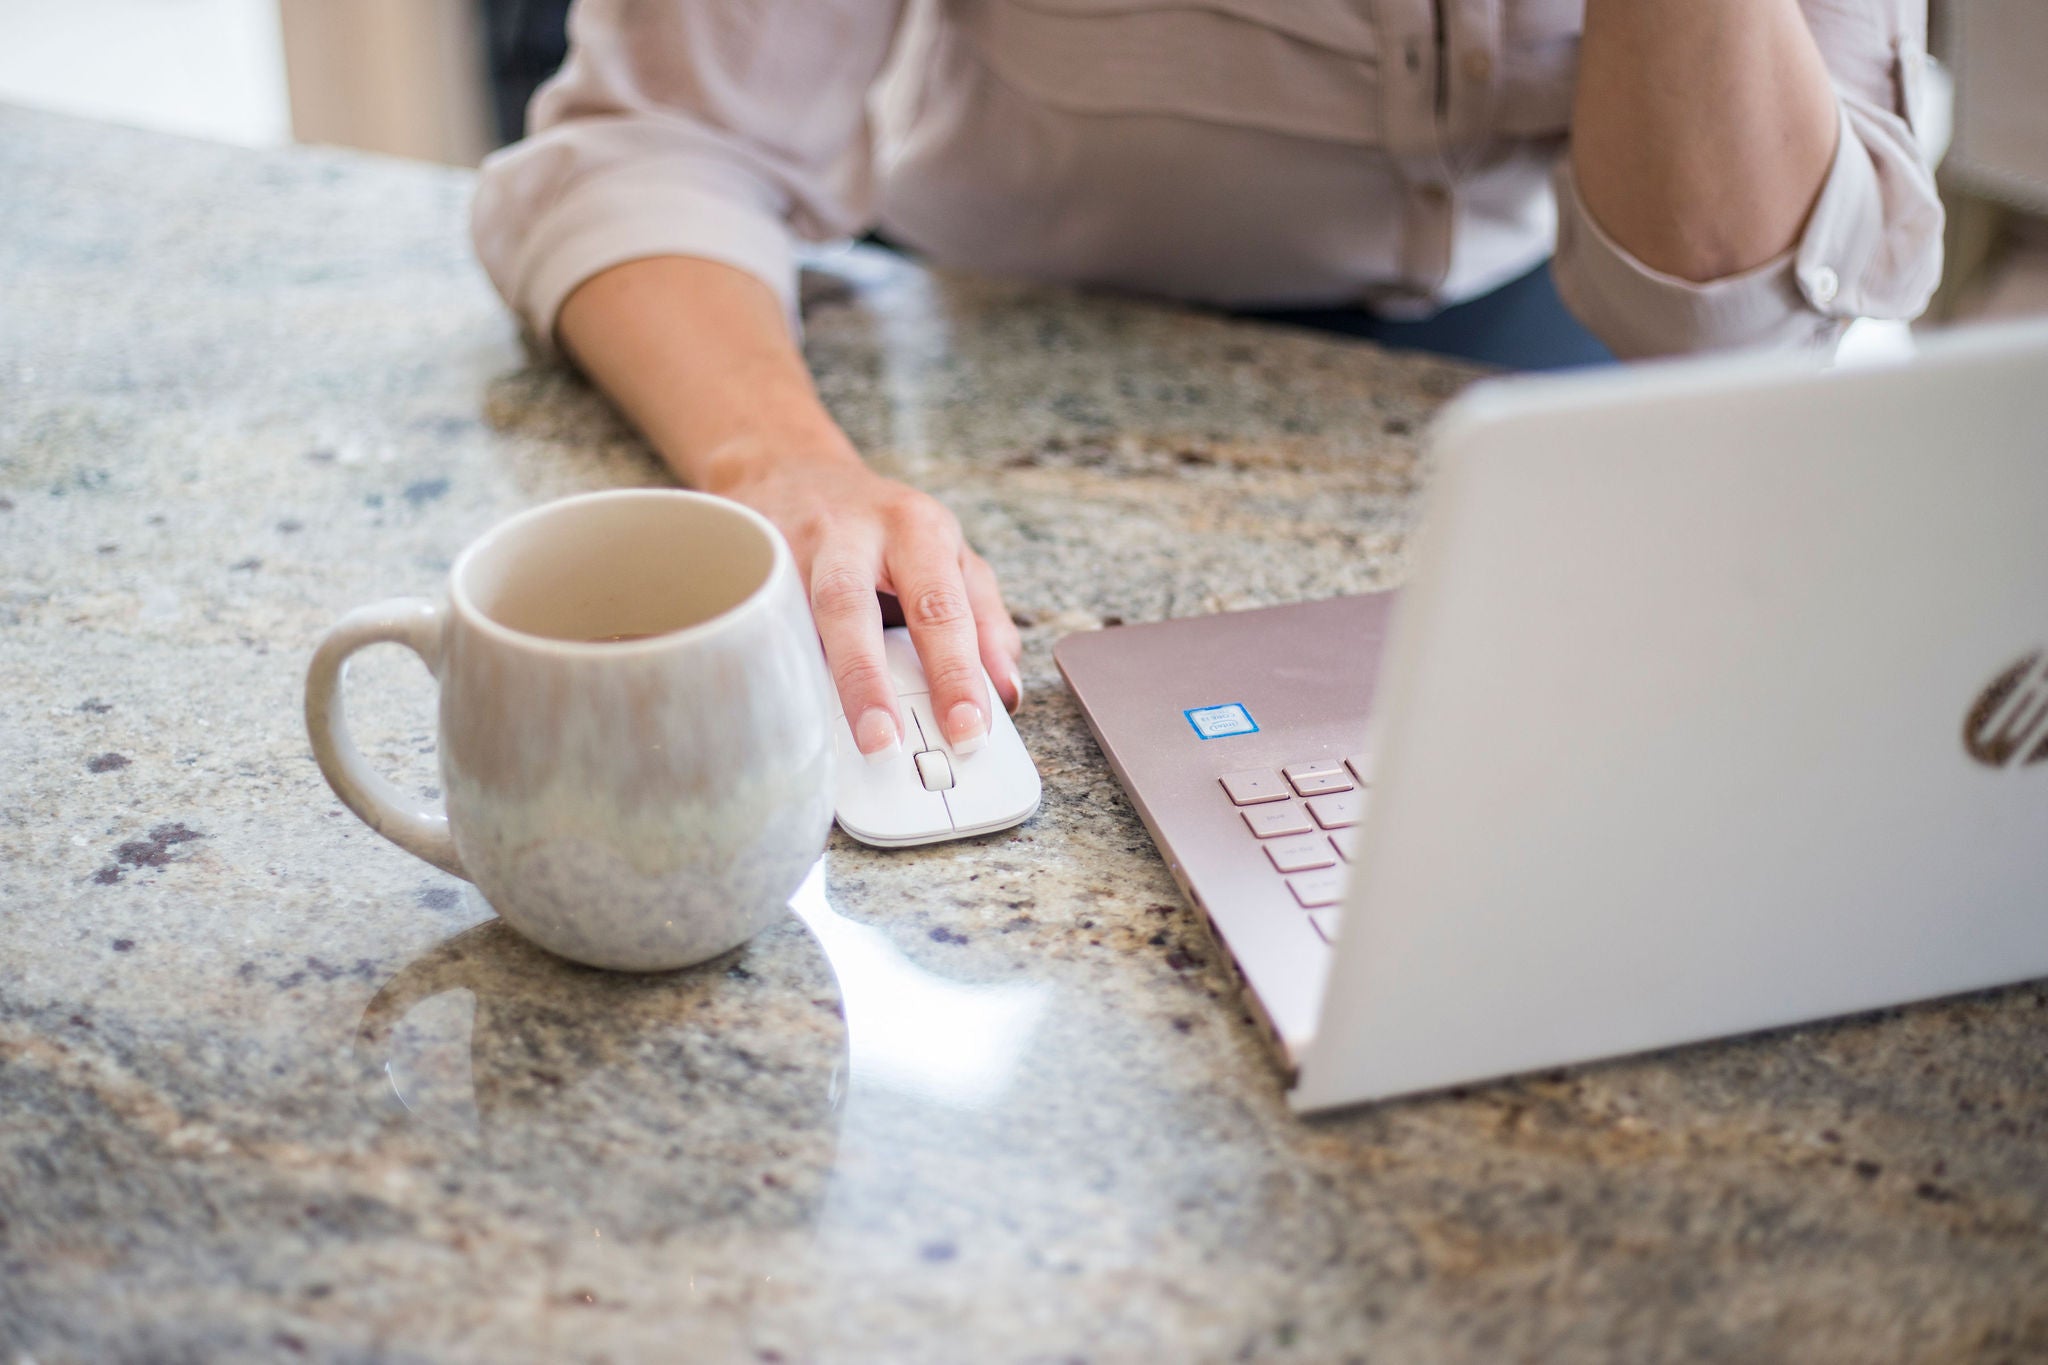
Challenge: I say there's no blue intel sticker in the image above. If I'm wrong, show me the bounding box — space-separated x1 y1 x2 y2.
1184 703 1259 740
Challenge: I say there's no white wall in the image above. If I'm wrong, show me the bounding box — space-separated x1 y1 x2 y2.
0 0 290 146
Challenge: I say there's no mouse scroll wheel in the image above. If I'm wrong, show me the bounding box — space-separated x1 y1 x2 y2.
914 749 955 792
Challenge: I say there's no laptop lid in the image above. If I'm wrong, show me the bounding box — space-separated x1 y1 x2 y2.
1294 321 2048 1111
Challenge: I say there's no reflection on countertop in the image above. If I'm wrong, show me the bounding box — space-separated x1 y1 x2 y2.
351 890 847 1233
790 865 1047 1111
4 106 2047 1364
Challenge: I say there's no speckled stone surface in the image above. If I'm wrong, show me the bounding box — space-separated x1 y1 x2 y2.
3 107 2046 1365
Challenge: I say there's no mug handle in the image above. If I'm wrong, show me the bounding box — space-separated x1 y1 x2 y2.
305 598 467 879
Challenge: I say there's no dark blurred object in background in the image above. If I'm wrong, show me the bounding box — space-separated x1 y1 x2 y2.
1937 0 2048 213
1928 0 2048 322
482 0 572 147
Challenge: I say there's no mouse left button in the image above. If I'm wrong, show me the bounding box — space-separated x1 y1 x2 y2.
832 712 953 844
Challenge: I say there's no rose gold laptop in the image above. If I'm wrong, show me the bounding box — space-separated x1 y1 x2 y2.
1055 320 2048 1113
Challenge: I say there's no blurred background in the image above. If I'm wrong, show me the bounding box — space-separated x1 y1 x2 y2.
0 0 2039 328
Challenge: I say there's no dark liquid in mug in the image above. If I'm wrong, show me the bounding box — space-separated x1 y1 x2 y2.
587 632 659 644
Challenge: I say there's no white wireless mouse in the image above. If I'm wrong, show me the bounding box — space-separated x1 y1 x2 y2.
833 628 1042 847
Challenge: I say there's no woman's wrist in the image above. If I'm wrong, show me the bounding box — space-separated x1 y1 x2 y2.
693 424 866 498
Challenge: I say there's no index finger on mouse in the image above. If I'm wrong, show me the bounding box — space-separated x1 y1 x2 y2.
809 546 900 761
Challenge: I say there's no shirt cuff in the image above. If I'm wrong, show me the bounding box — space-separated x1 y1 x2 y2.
496 163 799 353
1552 106 1875 359
1792 103 1891 320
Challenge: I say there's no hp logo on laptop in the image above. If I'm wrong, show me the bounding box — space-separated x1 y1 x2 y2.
1964 651 2048 769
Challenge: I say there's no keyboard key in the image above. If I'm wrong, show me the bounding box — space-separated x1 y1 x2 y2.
1264 833 1336 873
1288 868 1347 908
1306 791 1364 829
1345 753 1374 786
1242 803 1314 838
1328 828 1360 862
1283 760 1355 796
1220 769 1289 805
1308 907 1344 942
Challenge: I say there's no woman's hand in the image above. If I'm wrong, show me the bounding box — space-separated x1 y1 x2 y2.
555 255 1020 761
710 443 1023 761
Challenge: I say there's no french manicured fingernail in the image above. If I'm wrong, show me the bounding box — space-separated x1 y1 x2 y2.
1004 667 1024 712
855 708 901 764
946 700 987 755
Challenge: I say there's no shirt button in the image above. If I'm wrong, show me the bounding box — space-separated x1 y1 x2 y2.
1462 50 1493 82
1809 265 1840 306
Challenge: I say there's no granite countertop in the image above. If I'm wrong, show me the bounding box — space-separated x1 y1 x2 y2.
3 108 2045 1365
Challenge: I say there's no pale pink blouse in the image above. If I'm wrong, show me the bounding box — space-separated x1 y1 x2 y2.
472 0 1944 359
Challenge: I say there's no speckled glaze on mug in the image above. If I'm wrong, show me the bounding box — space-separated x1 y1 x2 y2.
306 489 836 971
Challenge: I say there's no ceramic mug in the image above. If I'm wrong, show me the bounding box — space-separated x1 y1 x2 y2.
305 489 836 971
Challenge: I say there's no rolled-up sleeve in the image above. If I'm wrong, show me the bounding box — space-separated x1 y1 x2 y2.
1553 0 1945 358
471 0 905 348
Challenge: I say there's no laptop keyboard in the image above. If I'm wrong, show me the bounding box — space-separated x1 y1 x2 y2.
1219 755 1371 942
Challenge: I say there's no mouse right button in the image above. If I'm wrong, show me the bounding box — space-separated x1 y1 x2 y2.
929 696 1041 835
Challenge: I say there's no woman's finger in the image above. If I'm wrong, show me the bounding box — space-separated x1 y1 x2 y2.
885 513 989 753
962 549 1023 712
808 540 901 761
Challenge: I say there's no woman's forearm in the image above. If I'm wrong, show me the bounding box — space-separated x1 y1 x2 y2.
1572 0 1840 283
557 255 860 490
